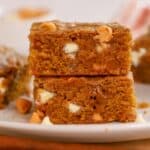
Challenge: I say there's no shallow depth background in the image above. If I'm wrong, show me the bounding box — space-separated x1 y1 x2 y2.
0 0 149 54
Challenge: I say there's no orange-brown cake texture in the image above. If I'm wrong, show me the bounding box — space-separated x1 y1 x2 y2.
34 75 136 124
132 29 150 83
29 21 132 76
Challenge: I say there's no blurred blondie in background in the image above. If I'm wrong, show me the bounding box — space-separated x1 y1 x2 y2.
115 0 150 83
0 0 149 54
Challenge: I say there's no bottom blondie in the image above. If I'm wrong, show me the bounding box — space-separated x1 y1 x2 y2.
33 74 137 124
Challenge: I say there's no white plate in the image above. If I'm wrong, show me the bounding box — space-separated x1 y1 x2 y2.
0 83 150 143
0 0 150 143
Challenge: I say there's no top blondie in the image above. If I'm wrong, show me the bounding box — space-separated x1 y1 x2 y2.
29 20 132 76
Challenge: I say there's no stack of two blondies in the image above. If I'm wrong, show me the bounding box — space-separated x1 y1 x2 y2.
29 21 137 124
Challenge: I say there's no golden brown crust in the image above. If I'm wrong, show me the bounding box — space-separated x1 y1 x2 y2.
34 76 136 124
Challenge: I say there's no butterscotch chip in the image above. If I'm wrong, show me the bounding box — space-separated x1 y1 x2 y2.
92 113 103 121
29 112 42 124
96 45 103 53
93 63 101 71
16 98 32 114
131 29 150 83
96 25 112 42
17 7 49 19
36 110 45 118
40 22 57 32
0 77 9 94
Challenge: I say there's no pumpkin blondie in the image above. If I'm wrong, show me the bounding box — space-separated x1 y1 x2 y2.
33 74 136 124
29 21 132 76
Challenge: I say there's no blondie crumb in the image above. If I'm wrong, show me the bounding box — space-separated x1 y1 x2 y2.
16 98 32 114
17 7 49 19
29 111 44 124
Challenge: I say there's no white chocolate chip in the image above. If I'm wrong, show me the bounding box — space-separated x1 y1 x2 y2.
38 89 55 104
40 22 57 32
0 77 7 94
68 103 80 113
41 116 53 125
63 42 79 59
64 42 79 53
132 48 146 67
